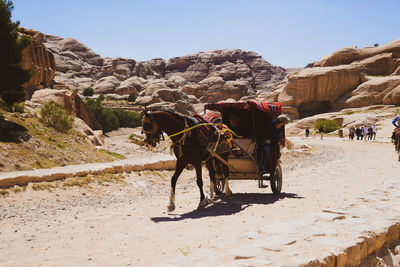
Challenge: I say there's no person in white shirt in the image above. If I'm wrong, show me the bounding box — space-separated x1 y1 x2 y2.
363 126 369 141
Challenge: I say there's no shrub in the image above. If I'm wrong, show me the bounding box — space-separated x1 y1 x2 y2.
86 99 142 133
113 108 142 128
11 102 24 113
82 87 94 97
39 101 74 132
98 94 105 102
314 119 340 133
127 93 136 102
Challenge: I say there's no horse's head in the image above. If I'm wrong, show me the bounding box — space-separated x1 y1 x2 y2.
142 110 163 147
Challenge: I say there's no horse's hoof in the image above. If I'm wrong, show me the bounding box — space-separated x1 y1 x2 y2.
197 199 209 210
226 190 232 196
167 203 175 212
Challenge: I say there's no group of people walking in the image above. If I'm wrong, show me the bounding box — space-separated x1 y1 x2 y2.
348 125 377 140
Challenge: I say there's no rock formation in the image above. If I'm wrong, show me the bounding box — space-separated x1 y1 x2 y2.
31 89 101 131
30 30 286 112
18 28 56 97
279 39 400 118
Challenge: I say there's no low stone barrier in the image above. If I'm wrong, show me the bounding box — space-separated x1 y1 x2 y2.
0 155 176 188
303 223 400 266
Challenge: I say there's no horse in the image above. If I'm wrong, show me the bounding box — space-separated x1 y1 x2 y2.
141 109 231 211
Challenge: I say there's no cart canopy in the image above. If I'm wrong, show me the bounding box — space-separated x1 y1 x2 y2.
205 101 281 119
204 101 282 143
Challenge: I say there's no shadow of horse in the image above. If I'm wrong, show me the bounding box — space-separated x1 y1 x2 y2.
0 118 31 143
150 192 302 223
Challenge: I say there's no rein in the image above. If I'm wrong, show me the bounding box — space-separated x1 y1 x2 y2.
167 122 243 139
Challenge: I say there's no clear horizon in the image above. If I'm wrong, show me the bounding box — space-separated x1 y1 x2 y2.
12 0 400 68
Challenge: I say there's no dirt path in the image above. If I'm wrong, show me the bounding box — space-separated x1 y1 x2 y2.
1 137 400 266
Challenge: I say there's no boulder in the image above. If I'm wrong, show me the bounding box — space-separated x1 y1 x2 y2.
132 62 158 78
315 39 400 67
147 100 194 115
101 57 136 80
315 46 362 67
93 76 121 94
115 76 147 96
166 75 187 88
146 58 166 76
136 94 161 106
156 89 188 102
139 79 169 96
31 89 101 130
351 53 396 76
335 76 400 108
30 88 66 106
383 85 400 104
59 38 103 66
73 118 104 146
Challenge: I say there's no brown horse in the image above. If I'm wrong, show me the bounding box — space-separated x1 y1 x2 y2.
142 109 231 211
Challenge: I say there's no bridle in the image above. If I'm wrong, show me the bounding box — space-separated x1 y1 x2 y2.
142 112 164 147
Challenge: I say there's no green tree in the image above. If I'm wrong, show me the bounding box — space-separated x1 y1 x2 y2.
127 93 136 102
0 0 31 107
82 87 94 96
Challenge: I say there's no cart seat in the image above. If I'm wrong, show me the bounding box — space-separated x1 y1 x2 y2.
231 138 256 156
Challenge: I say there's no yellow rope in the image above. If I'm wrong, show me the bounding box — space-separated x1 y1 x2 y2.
167 123 243 139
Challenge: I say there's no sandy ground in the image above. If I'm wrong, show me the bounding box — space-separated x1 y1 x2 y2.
1 121 400 266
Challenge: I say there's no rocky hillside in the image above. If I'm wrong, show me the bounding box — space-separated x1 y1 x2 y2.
275 39 400 118
0 106 123 172
20 28 286 113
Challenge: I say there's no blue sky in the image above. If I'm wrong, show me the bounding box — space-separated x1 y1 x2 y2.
12 0 400 68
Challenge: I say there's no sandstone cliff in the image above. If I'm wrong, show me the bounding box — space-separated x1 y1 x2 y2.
18 28 56 97
279 39 400 118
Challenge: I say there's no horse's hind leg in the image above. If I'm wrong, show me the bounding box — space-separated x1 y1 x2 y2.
206 161 216 201
222 154 232 196
195 162 209 210
168 159 186 212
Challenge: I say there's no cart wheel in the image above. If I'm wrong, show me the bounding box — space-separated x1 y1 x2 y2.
214 179 225 194
270 163 282 194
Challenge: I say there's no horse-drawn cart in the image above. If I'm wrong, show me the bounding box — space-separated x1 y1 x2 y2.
204 101 285 195
142 101 286 211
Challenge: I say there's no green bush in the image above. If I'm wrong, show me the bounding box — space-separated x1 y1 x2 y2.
11 102 24 113
314 119 340 133
113 108 142 128
85 98 142 133
127 93 136 102
98 94 105 102
98 109 119 133
82 87 94 97
39 102 74 132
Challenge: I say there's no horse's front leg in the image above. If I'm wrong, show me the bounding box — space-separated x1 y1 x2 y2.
195 162 209 210
168 159 186 212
